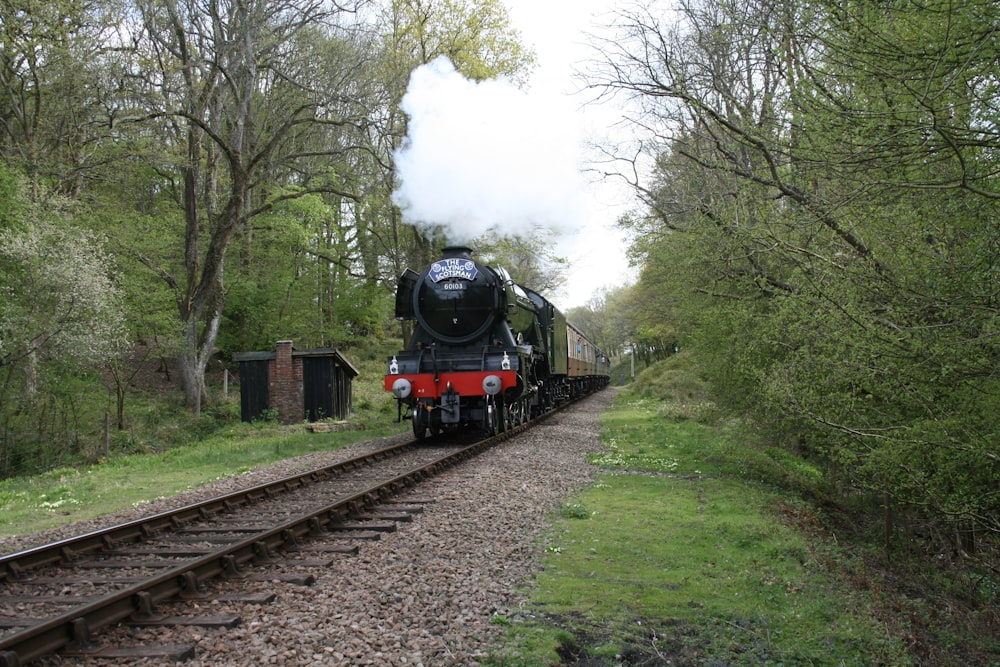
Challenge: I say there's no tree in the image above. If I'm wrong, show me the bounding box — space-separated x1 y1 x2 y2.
0 0 127 196
593 0 1000 544
0 167 127 475
117 0 373 413
0 172 126 382
473 229 567 295
566 285 637 363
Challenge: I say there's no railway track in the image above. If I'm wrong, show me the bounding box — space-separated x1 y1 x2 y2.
0 413 546 667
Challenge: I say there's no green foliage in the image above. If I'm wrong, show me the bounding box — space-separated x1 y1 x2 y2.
0 176 129 477
377 0 536 87
624 353 712 419
565 284 644 364
601 0 1000 553
472 229 567 295
0 164 27 233
557 501 591 520
0 196 127 368
260 191 395 347
0 0 124 190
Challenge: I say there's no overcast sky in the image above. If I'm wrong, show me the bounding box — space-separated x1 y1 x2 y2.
391 0 636 311
504 0 636 310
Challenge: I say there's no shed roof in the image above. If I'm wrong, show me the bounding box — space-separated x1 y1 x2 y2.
233 347 359 377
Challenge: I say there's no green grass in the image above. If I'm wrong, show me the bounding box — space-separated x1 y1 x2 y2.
0 339 408 539
590 396 731 476
0 421 406 538
489 355 913 666
514 475 907 665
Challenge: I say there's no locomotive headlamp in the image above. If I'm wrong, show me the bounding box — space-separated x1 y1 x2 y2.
482 375 502 395
391 378 412 399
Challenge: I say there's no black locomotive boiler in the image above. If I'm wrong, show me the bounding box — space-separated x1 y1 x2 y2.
385 246 610 438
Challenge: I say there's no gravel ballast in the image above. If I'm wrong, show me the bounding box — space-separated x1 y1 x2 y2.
10 388 615 666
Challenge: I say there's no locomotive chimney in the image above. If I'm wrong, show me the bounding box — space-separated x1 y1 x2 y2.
441 246 474 259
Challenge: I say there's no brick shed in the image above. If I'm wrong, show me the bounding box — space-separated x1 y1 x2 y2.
233 341 359 424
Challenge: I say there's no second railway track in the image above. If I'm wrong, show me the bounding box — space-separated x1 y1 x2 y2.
0 412 551 666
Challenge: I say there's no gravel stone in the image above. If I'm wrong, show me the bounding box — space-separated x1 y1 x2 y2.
9 388 616 666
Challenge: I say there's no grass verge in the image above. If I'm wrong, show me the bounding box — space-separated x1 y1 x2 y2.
488 360 914 666
0 421 406 538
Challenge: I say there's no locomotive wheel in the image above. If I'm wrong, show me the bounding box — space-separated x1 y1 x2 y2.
507 400 520 426
486 396 507 436
519 398 530 424
412 405 428 439
484 397 495 435
498 398 508 433
508 398 526 427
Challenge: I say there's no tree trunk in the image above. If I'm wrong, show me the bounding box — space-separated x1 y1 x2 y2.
178 288 224 417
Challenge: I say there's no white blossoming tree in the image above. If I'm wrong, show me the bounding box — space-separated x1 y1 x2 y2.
0 170 128 473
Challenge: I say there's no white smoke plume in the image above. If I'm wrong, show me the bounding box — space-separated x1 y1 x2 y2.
392 56 589 244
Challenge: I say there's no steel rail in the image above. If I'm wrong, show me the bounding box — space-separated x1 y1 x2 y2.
0 439 418 584
0 386 594 666
0 430 518 666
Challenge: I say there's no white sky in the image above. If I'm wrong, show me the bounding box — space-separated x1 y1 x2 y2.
503 0 637 310
392 0 637 311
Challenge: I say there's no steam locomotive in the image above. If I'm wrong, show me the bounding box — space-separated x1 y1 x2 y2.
385 246 610 438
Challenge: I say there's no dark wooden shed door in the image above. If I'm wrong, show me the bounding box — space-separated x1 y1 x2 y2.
303 357 335 421
239 360 270 422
